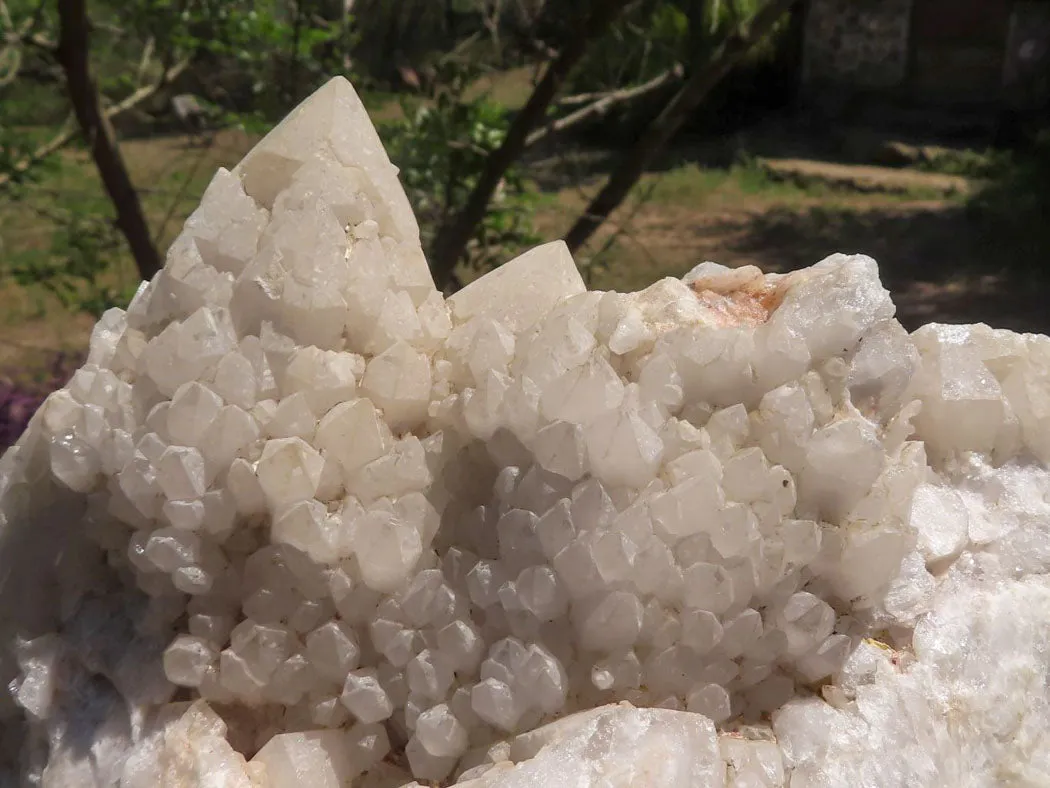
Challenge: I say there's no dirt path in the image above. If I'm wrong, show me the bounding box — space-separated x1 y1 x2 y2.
557 197 1049 336
3 149 1045 382
758 158 973 198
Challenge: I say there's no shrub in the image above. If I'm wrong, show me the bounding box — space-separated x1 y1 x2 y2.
382 58 539 277
967 131 1050 274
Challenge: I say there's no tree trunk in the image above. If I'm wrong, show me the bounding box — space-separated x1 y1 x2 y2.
427 0 633 291
563 0 797 254
56 0 162 282
0 59 188 193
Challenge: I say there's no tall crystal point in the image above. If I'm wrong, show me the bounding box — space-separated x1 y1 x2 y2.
3 76 1050 787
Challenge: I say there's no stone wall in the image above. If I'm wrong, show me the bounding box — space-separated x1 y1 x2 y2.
802 0 913 90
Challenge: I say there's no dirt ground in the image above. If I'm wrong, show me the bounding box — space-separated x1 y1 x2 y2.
3 195 1044 381
535 170 1047 337
583 198 1047 335
2 132 1046 383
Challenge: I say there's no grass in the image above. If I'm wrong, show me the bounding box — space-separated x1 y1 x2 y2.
0 66 569 341
527 153 965 294
579 157 951 212
0 132 969 331
913 146 1009 179
0 141 832 366
355 66 537 127
464 65 536 110
4 79 1039 379
639 160 834 205
0 128 259 369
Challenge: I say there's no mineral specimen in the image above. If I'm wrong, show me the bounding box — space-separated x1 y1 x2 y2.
2 76 1050 787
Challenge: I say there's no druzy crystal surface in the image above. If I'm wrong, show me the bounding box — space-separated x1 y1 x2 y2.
3 77 1050 786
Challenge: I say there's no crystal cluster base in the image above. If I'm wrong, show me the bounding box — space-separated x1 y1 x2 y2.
2 78 1050 787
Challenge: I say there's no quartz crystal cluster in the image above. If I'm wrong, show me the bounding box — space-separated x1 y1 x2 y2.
2 77 1050 787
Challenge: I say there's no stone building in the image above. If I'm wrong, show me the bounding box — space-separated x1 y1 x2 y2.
801 0 1050 111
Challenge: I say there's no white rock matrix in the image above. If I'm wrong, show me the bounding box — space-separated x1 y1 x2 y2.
2 76 1050 787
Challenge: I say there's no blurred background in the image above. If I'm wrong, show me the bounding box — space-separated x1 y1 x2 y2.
1 0 1049 447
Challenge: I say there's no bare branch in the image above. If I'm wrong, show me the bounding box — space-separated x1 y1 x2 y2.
526 64 683 148
56 0 163 280
92 20 126 37
0 0 13 34
136 35 154 85
481 0 503 55
23 30 55 53
0 43 22 87
0 0 44 87
555 88 616 107
1 0 48 36
564 0 798 253
0 58 188 191
427 0 635 290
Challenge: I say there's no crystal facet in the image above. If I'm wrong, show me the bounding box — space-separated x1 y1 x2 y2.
5 76 1050 788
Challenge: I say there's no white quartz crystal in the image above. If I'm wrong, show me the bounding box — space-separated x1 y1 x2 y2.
251 726 386 787
453 703 724 787
5 75 1050 787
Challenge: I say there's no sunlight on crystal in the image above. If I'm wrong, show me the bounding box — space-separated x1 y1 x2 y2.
3 76 1050 787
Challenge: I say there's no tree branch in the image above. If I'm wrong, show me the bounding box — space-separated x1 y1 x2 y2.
526 64 683 148
0 42 23 88
0 0 44 87
0 57 187 191
136 35 154 84
564 0 797 253
55 0 162 281
427 0 634 291
556 88 622 107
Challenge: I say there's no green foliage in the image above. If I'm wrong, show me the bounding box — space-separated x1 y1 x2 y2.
568 1 689 94
0 0 792 320
0 126 60 189
916 147 1011 179
115 0 356 124
383 59 539 275
0 0 360 318
967 133 1050 274
1 0 540 314
1 0 357 129
0 2 64 125
346 0 480 86
4 210 136 318
568 0 782 95
187 0 353 120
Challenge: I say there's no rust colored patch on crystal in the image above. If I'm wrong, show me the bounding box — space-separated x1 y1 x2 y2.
688 265 786 327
